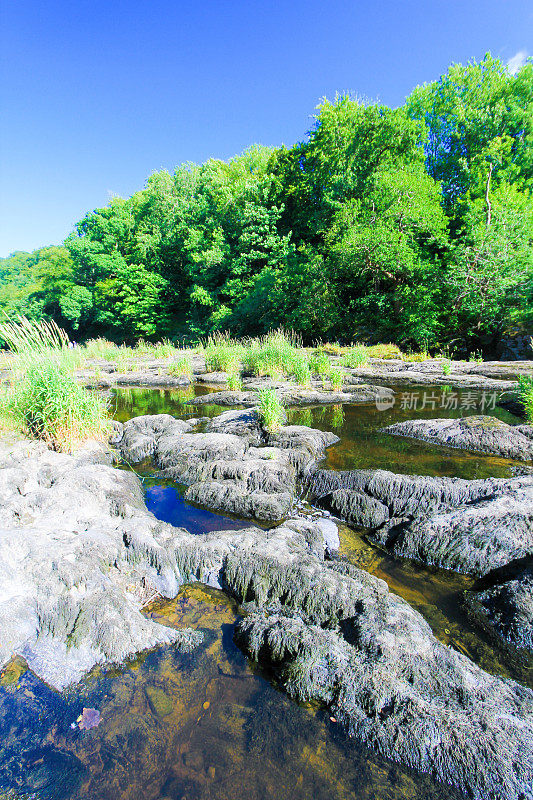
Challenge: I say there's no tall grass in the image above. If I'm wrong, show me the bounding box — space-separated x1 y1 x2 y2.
242 329 301 378
168 353 193 378
309 351 332 378
517 376 533 422
0 317 110 451
226 367 243 391
203 333 244 372
341 345 368 368
256 387 286 432
329 366 344 390
290 354 311 386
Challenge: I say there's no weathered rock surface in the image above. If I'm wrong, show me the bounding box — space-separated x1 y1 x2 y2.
205 407 263 444
0 438 202 689
115 412 338 521
1 437 532 799
229 557 533 800
344 357 528 390
467 564 533 653
384 415 533 461
308 468 533 575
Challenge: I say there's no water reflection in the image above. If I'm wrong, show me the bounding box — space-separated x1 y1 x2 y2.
144 479 255 535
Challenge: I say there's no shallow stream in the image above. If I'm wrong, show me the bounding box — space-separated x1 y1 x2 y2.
0 382 530 799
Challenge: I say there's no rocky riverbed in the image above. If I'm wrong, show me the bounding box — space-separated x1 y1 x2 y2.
1 385 533 800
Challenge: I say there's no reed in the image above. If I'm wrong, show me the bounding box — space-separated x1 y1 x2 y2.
256 387 286 431
0 317 110 451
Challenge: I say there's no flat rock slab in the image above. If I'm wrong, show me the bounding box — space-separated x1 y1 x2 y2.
384 415 533 461
346 366 518 390
188 384 394 407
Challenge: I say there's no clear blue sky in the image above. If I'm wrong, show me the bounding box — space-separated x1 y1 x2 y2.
1 0 531 257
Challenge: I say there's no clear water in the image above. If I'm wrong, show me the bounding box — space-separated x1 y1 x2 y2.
0 586 463 800
0 384 528 799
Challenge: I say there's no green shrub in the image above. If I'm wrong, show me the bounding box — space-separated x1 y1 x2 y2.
366 343 403 359
256 387 286 432
341 345 368 368
517 376 533 422
442 359 452 376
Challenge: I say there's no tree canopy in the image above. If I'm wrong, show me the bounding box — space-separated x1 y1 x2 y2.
1 54 532 354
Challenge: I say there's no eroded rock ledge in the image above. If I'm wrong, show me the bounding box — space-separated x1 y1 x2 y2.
0 434 532 800
308 468 533 576
187 382 394 407
467 564 533 653
384 415 533 461
113 410 338 521
0 438 202 689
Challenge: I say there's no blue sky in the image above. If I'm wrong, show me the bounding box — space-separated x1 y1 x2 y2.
1 0 531 257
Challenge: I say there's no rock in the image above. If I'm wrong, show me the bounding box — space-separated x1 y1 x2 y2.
185 480 293 522
308 468 533 576
118 414 337 523
315 517 339 555
116 414 194 462
345 364 518 390
1 438 532 800
384 415 533 461
467 564 533 653
196 371 230 384
188 383 395 408
206 407 264 444
0 439 202 690
228 552 533 800
113 372 191 387
78 707 101 730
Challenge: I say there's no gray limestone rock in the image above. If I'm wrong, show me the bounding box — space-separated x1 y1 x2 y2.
384 415 533 461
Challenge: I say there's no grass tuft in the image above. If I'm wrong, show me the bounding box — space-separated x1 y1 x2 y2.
517 376 533 422
256 387 286 432
0 318 110 452
329 366 344 391
341 345 368 368
226 368 243 391
168 354 193 378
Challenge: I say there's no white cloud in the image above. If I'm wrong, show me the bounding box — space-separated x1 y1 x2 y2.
507 50 529 75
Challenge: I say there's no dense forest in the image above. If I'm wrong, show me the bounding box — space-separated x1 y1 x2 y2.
2 54 532 353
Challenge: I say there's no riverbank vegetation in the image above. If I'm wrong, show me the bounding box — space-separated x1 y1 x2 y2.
1 55 531 355
0 318 110 451
517 376 533 421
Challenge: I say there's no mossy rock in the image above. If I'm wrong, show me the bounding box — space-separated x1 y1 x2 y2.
145 684 174 718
